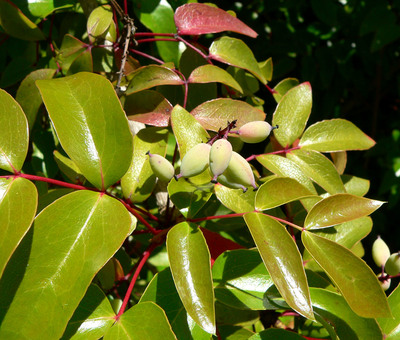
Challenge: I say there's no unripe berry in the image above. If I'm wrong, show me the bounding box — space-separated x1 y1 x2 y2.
175 143 211 179
385 252 400 276
372 236 390 267
217 173 248 192
377 273 391 291
219 151 257 191
146 151 174 182
237 121 275 144
210 139 232 182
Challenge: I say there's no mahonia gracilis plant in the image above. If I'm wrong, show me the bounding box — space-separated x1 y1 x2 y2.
0 1 399 339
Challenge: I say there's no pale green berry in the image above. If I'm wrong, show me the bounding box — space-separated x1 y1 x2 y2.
385 252 400 276
175 143 211 179
210 139 232 182
238 121 274 143
377 273 391 291
220 151 257 190
372 236 390 267
147 151 174 182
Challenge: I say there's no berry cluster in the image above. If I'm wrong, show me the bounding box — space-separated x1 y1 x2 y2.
147 120 277 192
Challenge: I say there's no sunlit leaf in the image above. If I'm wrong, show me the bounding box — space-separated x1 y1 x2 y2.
167 222 215 334
304 194 383 229
54 151 85 184
302 231 391 318
37 72 133 190
174 3 257 37
259 58 273 82
378 283 400 339
299 119 376 152
272 78 299 103
249 328 305 339
10 0 74 22
214 183 256 213
0 89 29 172
244 213 314 320
342 174 370 196
87 5 113 38
272 82 312 147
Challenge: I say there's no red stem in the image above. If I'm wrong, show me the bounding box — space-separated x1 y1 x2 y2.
246 146 302 161
188 212 246 223
129 48 163 64
264 213 303 231
175 35 212 64
135 32 175 37
115 243 158 319
119 199 160 234
136 38 178 44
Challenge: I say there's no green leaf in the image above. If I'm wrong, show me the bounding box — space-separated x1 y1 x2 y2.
67 49 93 75
61 284 115 340
304 194 383 229
214 183 256 213
287 149 345 194
212 249 274 310
104 302 176 340
36 72 133 190
191 98 265 132
54 151 86 184
188 65 243 93
302 231 391 318
87 5 113 38
166 222 215 334
0 190 135 339
0 89 29 172
209 36 266 84
140 268 211 340
121 127 169 202
311 216 372 249
249 328 305 339
259 58 273 82
378 283 400 339
342 174 370 196
0 177 37 278
171 105 209 157
126 65 184 95
58 35 87 74
10 0 74 22
255 177 316 211
168 178 214 218
134 0 181 65
0 0 45 40
310 288 382 340
272 82 312 147
256 154 317 194
272 78 299 103
125 90 173 127
15 68 56 130
299 119 376 152
244 213 314 320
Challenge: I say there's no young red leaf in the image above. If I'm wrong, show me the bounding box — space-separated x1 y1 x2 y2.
174 3 257 38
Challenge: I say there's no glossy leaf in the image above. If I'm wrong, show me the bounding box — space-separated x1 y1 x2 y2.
87 5 113 38
174 3 257 38
310 288 382 340
188 65 243 93
287 149 345 194
0 89 29 172
212 249 274 310
54 151 85 184
342 174 370 196
332 151 347 174
121 127 169 202
272 82 312 147
11 0 74 22
36 72 133 190
125 90 173 127
0 177 37 278
61 284 115 340
249 328 305 339
0 0 45 40
304 194 384 229
67 49 93 75
302 231 391 318
244 213 314 320
299 119 376 152
58 35 88 74
311 216 372 249
168 179 213 218
0 190 135 339
259 58 273 82
214 183 256 213
15 68 56 130
255 177 316 211
191 98 265 132
209 37 266 84
256 154 317 194
272 78 299 103
166 222 216 334
171 105 209 157
104 302 176 340
126 65 184 95
140 268 211 340
378 283 400 339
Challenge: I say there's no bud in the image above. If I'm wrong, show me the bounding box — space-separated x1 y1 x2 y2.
377 273 391 291
372 236 390 267
238 121 276 143
146 151 174 182
210 139 232 182
175 143 211 179
385 252 400 276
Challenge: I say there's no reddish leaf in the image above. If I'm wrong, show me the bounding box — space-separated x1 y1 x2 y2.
174 3 257 38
